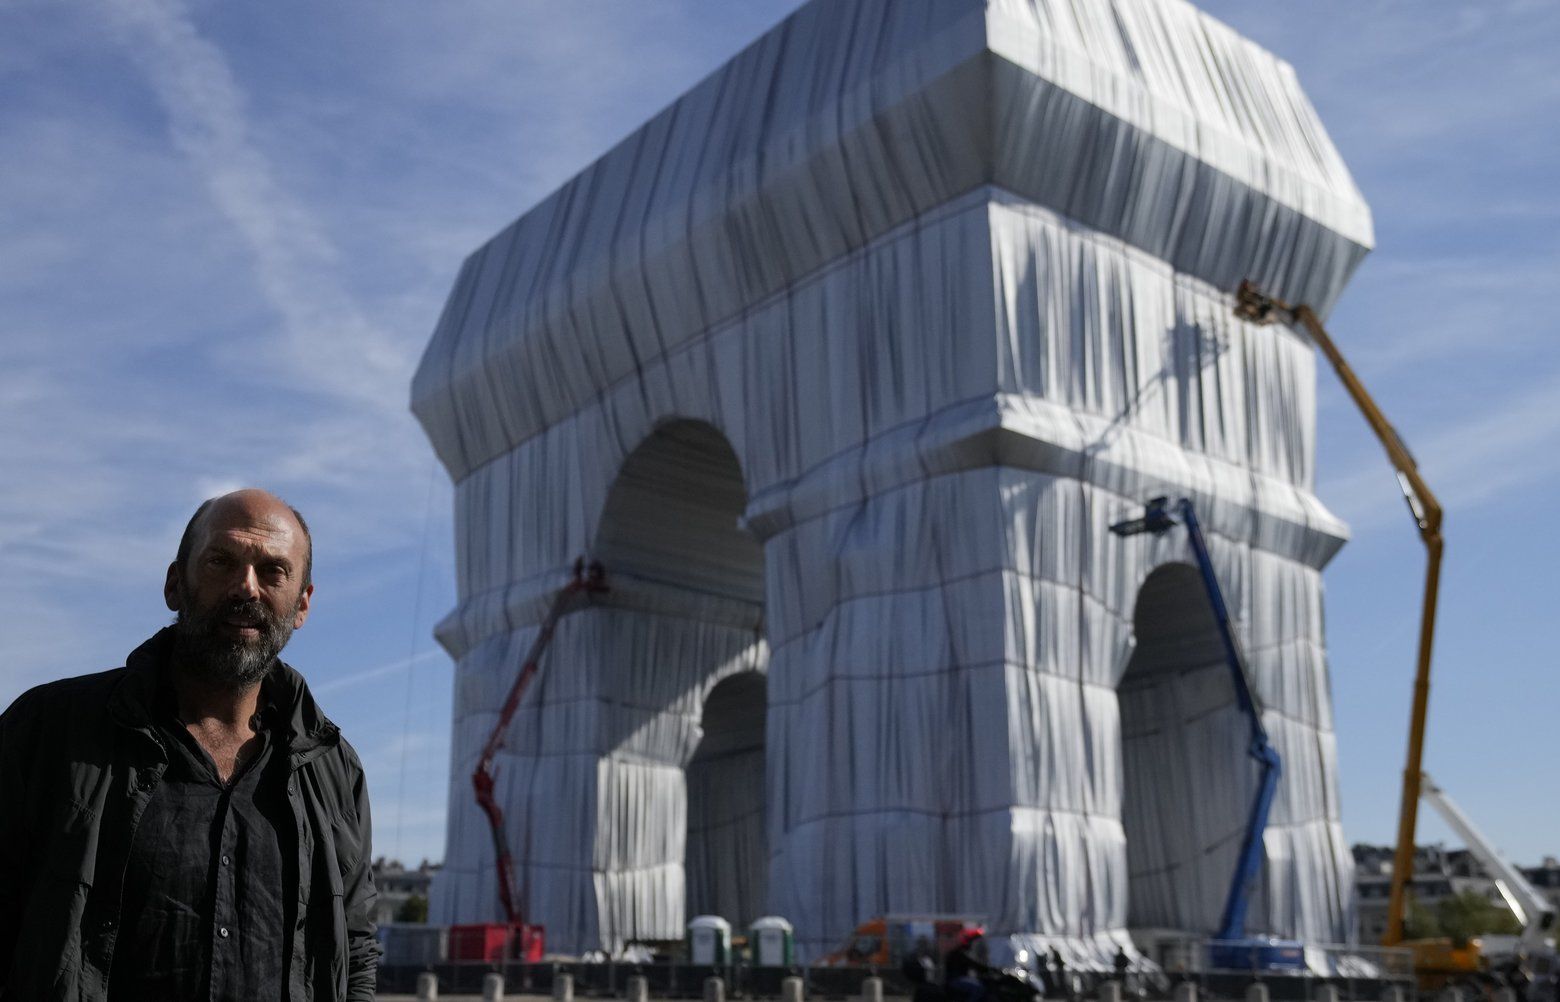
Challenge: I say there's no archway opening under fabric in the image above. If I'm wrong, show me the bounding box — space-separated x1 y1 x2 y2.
592 418 768 937
686 670 768 926
1118 563 1255 935
593 418 763 604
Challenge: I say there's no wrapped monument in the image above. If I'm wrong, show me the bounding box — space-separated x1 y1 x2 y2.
412 0 1372 965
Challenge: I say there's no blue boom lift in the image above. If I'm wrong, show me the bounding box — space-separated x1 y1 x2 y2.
1110 496 1305 972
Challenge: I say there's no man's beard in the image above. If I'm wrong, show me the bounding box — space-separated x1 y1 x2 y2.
173 589 297 692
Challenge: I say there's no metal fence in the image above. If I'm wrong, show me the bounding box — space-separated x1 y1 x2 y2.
378 940 1417 1001
1147 939 1415 1002
377 959 908 998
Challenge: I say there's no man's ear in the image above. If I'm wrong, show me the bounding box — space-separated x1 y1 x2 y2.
164 562 181 612
293 583 314 630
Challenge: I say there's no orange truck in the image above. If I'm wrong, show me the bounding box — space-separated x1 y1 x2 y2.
820 916 986 969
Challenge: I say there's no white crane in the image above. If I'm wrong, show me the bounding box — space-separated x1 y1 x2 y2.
1421 771 1556 962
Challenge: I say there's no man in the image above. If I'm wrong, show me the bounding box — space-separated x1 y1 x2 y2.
945 928 990 1002
900 935 939 1002
0 489 380 1000
1048 946 1069 1000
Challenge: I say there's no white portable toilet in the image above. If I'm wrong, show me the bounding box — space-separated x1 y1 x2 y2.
688 916 732 965
750 916 794 966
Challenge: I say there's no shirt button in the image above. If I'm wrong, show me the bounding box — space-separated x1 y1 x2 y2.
221 854 231 866
218 926 230 939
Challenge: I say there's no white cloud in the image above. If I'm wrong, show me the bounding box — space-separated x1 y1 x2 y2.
97 0 411 410
362 726 453 863
1314 255 1560 387
0 0 451 719
313 648 446 697
1320 364 1560 530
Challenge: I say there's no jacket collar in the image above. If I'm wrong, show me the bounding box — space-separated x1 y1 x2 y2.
109 627 341 756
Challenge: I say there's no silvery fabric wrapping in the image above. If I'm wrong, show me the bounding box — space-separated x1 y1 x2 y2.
412 0 1371 965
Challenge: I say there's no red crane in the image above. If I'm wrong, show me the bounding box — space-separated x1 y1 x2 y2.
471 558 608 927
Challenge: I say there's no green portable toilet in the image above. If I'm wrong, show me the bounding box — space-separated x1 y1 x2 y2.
750 916 794 966
688 915 732 965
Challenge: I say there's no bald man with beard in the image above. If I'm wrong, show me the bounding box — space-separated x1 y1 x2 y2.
0 490 380 1001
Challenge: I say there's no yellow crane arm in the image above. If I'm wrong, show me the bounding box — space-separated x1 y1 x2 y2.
1234 281 1443 947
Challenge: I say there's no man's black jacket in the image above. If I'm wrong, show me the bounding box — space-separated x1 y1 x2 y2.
0 629 381 1000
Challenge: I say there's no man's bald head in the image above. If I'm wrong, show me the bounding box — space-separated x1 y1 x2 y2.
176 489 313 589
167 489 314 690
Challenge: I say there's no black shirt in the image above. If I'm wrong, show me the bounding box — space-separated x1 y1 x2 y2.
109 674 296 1001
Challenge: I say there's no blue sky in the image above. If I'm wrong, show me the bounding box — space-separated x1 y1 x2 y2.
2 0 1556 875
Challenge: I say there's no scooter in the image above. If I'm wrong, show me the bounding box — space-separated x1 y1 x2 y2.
906 961 1047 1002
